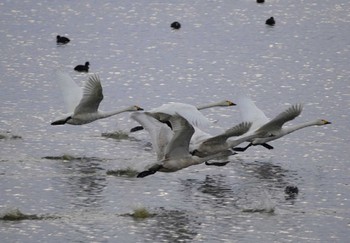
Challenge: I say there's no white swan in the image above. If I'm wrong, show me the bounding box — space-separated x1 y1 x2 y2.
233 97 331 151
133 112 234 177
51 71 143 125
130 100 235 132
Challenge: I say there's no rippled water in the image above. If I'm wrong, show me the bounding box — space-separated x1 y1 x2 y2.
1 0 350 242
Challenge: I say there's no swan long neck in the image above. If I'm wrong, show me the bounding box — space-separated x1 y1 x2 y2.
196 101 222 110
283 120 321 136
99 108 131 118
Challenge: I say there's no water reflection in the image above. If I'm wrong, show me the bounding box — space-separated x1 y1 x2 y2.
141 208 200 242
44 155 107 208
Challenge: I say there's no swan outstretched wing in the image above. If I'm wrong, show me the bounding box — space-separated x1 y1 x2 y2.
202 122 252 146
55 71 82 113
74 74 103 114
150 103 212 127
164 114 195 159
237 96 269 131
131 112 173 160
255 104 303 134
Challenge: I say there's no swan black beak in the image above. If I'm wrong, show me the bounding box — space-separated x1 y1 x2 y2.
228 101 236 106
323 120 331 125
136 106 144 111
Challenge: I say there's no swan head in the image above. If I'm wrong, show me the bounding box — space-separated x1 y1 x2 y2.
129 105 144 111
85 62 90 67
218 100 236 107
318 119 331 125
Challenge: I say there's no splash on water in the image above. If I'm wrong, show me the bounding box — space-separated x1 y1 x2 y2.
241 190 276 214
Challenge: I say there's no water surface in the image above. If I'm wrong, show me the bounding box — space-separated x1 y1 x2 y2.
1 0 349 242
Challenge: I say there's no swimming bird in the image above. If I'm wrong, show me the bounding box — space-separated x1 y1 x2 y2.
233 97 331 151
56 35 70 45
51 71 143 125
130 100 235 132
265 17 275 26
136 113 234 178
171 21 181 29
74 62 89 72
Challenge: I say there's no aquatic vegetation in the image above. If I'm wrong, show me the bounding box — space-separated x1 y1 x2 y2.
132 207 151 219
0 131 22 140
0 208 58 221
42 154 78 161
106 167 139 177
120 207 156 220
42 154 105 162
101 130 130 140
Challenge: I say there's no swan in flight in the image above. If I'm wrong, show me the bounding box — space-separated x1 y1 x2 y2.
51 71 143 125
233 97 331 151
132 112 234 178
130 100 235 132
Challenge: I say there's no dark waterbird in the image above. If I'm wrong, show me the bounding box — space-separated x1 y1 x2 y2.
56 35 70 45
265 17 276 26
171 21 181 30
74 61 89 72
285 185 299 199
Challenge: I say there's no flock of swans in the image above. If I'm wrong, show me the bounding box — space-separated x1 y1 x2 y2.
51 72 331 178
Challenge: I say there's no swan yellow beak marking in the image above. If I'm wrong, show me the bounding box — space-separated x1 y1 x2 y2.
227 100 236 106
322 119 331 124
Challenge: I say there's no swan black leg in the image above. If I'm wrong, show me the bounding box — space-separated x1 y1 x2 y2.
137 165 163 178
205 161 230 166
261 143 274 150
232 143 252 152
137 170 157 178
130 126 144 132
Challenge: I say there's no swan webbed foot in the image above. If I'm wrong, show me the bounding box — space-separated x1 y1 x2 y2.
137 165 163 178
51 116 71 125
130 126 144 132
137 170 157 178
205 161 230 166
232 143 252 152
261 143 274 150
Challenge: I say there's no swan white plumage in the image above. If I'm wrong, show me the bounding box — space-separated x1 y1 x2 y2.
130 100 235 132
132 112 234 177
233 96 331 151
51 71 143 125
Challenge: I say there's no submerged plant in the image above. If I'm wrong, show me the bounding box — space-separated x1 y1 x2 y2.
106 167 139 177
101 130 129 140
120 207 155 220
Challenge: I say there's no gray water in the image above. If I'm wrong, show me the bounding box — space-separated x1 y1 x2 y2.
1 0 349 242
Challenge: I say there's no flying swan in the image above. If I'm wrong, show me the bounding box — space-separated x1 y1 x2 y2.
133 112 233 178
130 100 235 132
51 71 143 125
233 96 331 151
